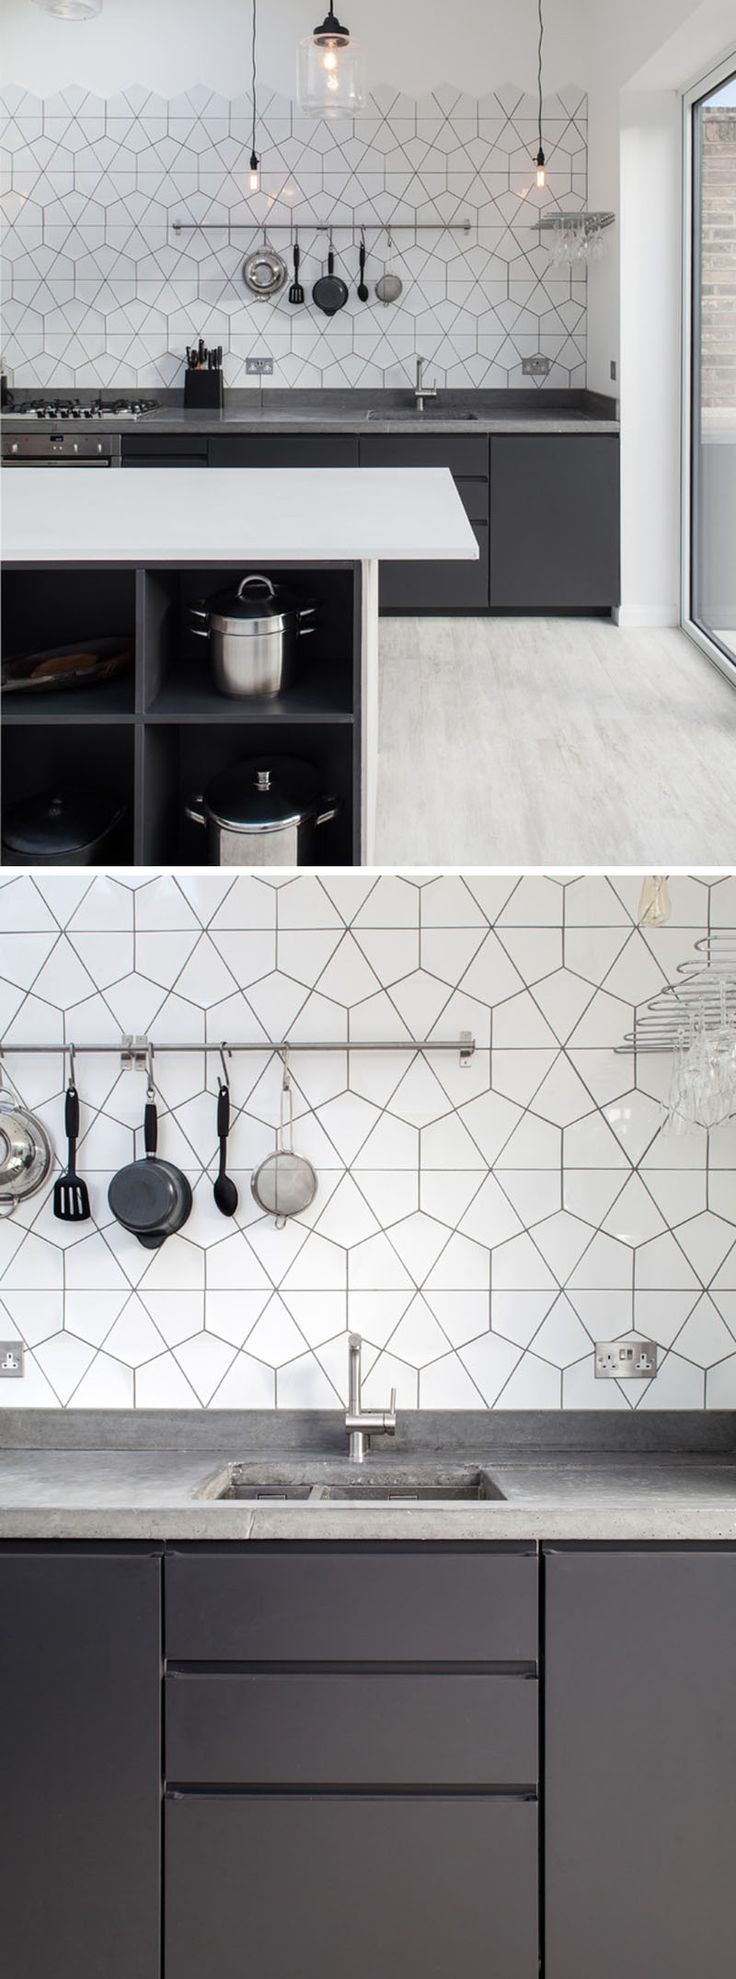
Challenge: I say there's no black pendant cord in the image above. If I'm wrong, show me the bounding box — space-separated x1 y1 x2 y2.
250 0 259 181
536 0 545 172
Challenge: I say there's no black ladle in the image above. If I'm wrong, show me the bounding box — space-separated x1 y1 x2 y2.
288 237 304 305
357 234 369 302
213 1080 238 1216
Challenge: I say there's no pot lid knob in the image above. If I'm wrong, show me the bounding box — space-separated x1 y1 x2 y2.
255 769 272 792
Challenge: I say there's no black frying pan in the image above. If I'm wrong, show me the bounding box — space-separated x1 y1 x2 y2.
312 244 348 317
108 1093 192 1249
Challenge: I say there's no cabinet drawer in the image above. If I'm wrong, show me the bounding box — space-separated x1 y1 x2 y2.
456 474 489 523
209 435 359 468
165 1547 537 1663
122 435 208 464
166 1794 538 1979
360 433 488 476
166 1671 538 1786
379 521 488 610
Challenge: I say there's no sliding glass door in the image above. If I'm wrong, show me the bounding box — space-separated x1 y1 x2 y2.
684 58 736 675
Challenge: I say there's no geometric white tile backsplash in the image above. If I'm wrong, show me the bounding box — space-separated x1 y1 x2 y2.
1 869 735 1412
0 81 588 391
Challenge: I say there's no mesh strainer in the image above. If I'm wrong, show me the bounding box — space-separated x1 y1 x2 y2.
250 1050 317 1229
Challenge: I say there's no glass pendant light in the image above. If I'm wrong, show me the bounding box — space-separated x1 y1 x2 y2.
297 7 367 117
534 0 546 188
638 876 673 927
249 0 260 193
31 0 102 15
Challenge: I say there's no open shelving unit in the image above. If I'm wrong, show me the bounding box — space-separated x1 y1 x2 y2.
1 559 362 867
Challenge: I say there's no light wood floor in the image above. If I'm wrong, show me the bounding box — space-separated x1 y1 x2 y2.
376 616 736 865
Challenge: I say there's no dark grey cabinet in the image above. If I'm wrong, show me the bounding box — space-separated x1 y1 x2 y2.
164 1543 538 1979
545 1547 736 1979
122 433 208 466
0 1546 161 1979
360 432 490 610
166 1794 538 1979
489 435 620 608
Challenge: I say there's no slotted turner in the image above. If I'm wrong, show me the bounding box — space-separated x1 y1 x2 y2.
53 1079 90 1223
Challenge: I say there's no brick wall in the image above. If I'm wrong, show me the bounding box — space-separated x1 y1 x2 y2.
701 107 736 409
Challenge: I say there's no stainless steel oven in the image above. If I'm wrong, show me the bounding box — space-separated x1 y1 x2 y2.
2 431 122 465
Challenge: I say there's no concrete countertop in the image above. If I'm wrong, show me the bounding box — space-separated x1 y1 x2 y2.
1 1445 735 1543
2 389 620 438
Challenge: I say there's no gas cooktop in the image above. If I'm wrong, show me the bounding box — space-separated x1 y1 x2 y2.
3 396 160 421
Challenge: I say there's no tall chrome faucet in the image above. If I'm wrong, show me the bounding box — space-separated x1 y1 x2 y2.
414 353 438 412
345 1333 397 1464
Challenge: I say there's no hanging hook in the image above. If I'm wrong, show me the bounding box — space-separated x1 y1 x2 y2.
218 1043 232 1089
66 1041 78 1090
146 1041 156 1101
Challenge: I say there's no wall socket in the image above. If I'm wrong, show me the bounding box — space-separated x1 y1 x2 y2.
0 1341 24 1377
595 1339 658 1380
245 356 274 374
522 354 552 377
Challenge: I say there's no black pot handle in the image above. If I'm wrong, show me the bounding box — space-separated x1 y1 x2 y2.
144 1098 158 1158
217 1082 230 1142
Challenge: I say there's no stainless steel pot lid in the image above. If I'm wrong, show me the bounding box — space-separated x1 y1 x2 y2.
201 575 315 636
198 757 333 833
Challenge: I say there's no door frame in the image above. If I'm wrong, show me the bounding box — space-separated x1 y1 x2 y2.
681 48 736 683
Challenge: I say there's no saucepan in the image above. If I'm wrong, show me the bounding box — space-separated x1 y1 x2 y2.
108 1055 192 1249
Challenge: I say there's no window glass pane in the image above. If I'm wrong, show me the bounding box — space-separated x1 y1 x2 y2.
691 70 736 661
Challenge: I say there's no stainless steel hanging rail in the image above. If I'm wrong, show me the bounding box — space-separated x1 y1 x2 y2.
0 1033 476 1065
172 217 473 235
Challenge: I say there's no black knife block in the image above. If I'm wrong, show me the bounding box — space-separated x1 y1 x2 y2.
184 369 224 409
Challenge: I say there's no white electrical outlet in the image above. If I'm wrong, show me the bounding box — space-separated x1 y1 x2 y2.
0 1341 24 1378
595 1339 658 1380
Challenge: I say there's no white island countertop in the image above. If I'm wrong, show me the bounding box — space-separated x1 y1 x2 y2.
2 464 479 565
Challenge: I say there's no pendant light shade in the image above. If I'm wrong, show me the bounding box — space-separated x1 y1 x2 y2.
297 7 366 117
30 0 102 15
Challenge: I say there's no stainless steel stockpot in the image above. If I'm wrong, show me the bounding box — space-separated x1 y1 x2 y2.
189 574 316 699
185 757 340 867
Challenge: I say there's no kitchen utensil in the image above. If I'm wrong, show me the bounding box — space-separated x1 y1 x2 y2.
375 229 403 305
213 1067 238 1217
53 1066 90 1224
357 231 369 301
2 636 133 696
0 1074 53 1218
189 573 316 700
1 788 127 867
107 1060 193 1250
185 757 340 867
251 1052 317 1228
288 236 304 305
242 233 288 300
312 236 349 316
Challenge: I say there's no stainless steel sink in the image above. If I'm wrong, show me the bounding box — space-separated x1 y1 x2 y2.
198 1461 505 1503
364 408 479 422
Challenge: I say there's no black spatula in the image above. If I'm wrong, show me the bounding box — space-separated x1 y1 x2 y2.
53 1080 90 1223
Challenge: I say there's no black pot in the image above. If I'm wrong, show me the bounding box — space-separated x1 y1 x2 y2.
108 1097 192 1249
1 787 126 866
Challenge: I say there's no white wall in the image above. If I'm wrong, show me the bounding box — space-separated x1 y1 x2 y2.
0 0 587 99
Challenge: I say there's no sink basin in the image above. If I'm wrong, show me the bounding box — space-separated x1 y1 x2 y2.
198 1461 505 1503
364 408 479 422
